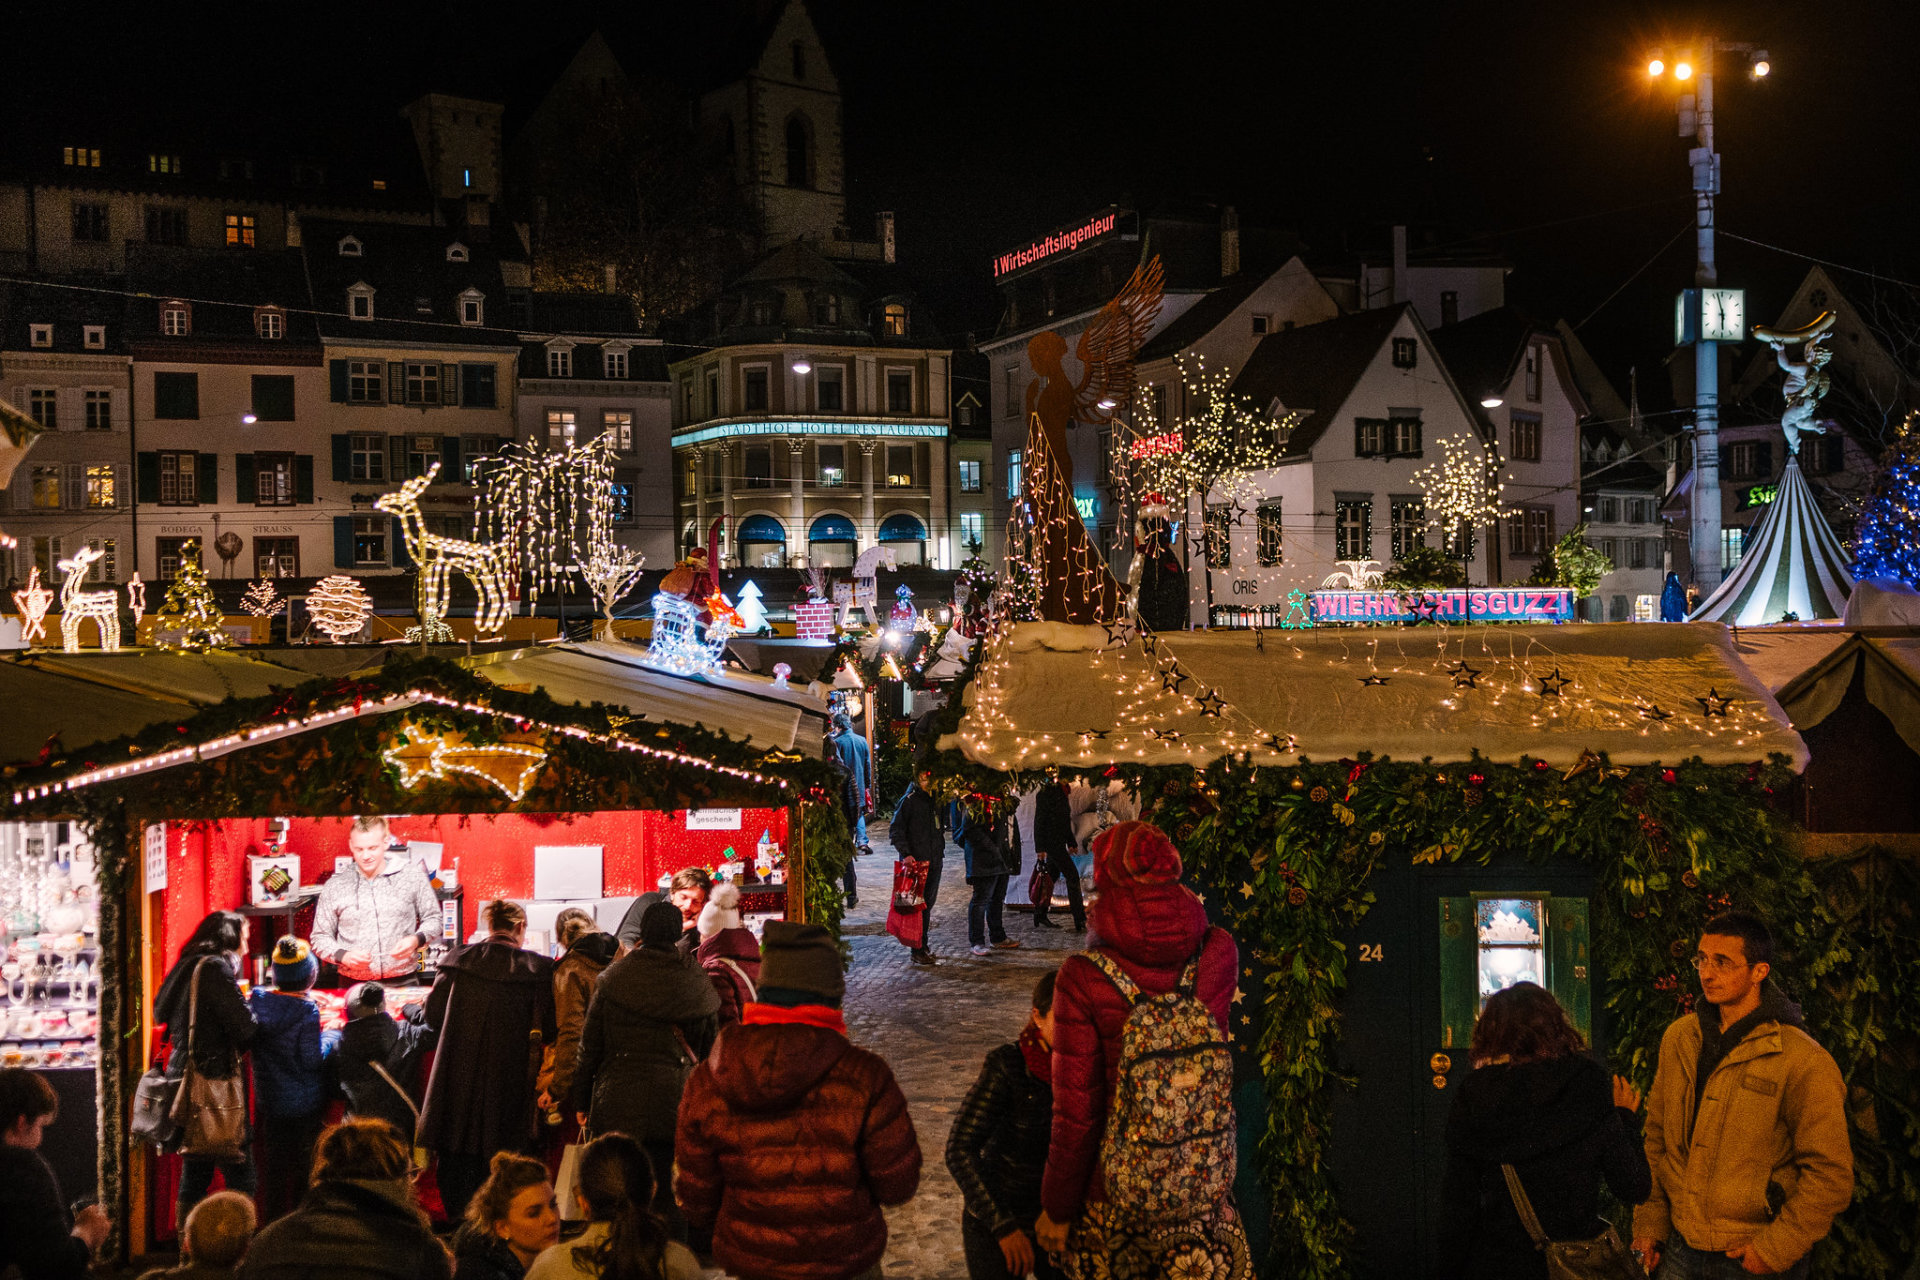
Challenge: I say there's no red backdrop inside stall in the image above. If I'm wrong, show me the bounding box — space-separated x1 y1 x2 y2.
154 807 788 971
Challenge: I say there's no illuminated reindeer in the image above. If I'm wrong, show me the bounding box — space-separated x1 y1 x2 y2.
375 464 513 635
58 546 121 652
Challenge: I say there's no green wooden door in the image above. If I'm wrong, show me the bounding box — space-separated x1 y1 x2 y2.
1547 896 1592 1041
1437 897 1476 1061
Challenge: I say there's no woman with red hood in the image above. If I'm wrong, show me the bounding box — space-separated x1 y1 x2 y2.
1033 820 1250 1278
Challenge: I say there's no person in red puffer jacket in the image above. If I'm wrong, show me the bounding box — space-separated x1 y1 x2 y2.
675 921 921 1280
1034 820 1246 1276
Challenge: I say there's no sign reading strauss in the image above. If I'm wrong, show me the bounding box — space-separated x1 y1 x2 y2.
1310 588 1575 624
992 209 1124 279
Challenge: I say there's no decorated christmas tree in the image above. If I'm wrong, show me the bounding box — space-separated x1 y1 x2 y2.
1851 415 1920 588
153 541 232 651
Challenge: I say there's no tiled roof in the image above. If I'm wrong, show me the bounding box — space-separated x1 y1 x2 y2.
1429 307 1535 406
1228 307 1408 455
300 219 517 349
124 245 320 345
1136 272 1271 362
0 278 131 354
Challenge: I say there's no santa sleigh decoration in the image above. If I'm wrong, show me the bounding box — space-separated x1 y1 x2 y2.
642 591 746 676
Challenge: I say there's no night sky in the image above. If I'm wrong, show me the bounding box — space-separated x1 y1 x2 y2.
12 0 1915 405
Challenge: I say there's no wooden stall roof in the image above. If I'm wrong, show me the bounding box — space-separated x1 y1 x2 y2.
945 620 1809 772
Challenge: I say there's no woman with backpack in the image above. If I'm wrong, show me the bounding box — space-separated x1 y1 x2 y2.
1033 821 1247 1279
694 884 761 1028
153 911 258 1232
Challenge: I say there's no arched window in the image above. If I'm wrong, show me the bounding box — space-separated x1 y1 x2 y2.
785 114 813 189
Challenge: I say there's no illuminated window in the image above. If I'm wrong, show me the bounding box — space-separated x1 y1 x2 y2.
148 153 182 175
1257 501 1284 566
958 460 982 493
960 512 985 552
818 443 846 487
1477 899 1545 1007
1634 594 1658 622
1006 449 1022 499
886 445 914 487
602 410 634 451
30 466 61 509
224 213 256 247
85 464 116 508
63 146 101 167
882 304 908 338
254 454 295 505
1722 526 1744 570
546 410 576 447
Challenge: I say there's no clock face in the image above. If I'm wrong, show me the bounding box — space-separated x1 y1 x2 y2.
1703 288 1746 342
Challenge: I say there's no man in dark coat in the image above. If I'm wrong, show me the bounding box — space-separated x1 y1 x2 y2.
826 713 873 903
420 900 555 1222
571 900 719 1241
891 769 945 966
1029 781 1084 932
958 799 1020 957
676 922 921 1280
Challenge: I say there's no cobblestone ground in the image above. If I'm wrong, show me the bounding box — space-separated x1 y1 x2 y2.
842 823 1082 1280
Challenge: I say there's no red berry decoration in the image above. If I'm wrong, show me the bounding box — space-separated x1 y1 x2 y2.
1467 772 1486 787
1661 769 1678 784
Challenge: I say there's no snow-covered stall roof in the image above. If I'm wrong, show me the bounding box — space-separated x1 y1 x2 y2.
946 621 1807 771
1770 631 1920 759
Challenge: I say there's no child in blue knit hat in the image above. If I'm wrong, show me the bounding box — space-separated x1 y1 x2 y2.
246 937 330 1222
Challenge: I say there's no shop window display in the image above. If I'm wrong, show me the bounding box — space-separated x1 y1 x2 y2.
0 822 101 1071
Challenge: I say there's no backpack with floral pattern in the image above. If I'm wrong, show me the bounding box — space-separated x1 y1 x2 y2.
1083 948 1236 1224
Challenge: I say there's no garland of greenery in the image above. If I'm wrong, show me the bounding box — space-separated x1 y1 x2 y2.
920 667 1918 1278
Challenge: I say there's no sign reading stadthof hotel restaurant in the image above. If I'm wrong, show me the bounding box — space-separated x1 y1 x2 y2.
1312 588 1575 624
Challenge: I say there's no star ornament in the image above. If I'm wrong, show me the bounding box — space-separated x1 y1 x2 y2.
1194 689 1226 717
1359 675 1390 687
1149 728 1184 742
1451 663 1481 689
1637 702 1673 722
1100 618 1137 649
1535 668 1571 697
1697 688 1734 717
383 726 550 801
1160 666 1191 694
1077 727 1111 741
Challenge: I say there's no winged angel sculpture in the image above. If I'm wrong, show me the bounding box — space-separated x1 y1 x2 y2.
1015 257 1163 623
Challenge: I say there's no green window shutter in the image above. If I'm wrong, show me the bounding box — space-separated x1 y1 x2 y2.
251 375 295 421
137 452 160 503
440 364 459 407
1437 897 1477 1058
195 453 218 506
235 454 256 504
439 435 461 479
392 517 414 568
331 435 351 482
1547 897 1592 1042
389 435 407 478
294 455 314 504
329 359 350 403
388 362 406 405
333 516 355 569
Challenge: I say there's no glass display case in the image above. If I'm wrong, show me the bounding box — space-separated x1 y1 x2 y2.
0 822 101 1070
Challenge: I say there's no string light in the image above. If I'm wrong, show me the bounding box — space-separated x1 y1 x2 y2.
127 574 146 627
642 592 745 675
382 725 550 801
11 567 52 645
376 462 514 636
1412 435 1513 571
584 544 647 641
152 541 233 652
307 576 373 642
241 579 282 618
476 435 623 599
56 547 121 652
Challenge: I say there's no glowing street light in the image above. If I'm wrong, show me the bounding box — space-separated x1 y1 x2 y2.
1673 60 1694 80
1647 57 1665 77
1480 396 1505 409
790 357 812 375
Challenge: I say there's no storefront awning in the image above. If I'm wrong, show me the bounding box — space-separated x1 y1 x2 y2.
736 514 787 543
808 514 858 543
878 513 927 542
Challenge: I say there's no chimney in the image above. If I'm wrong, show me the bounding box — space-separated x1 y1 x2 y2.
1392 225 1410 305
1220 205 1240 278
604 263 618 294
285 209 302 248
877 211 896 264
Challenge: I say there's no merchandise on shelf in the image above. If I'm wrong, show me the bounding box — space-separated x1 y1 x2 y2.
0 822 102 1070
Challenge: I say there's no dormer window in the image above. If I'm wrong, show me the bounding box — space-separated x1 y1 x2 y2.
812 293 840 325
446 242 469 263
83 325 105 350
160 301 191 337
63 146 101 168
546 343 574 378
148 154 183 175
337 235 363 257
882 303 908 338
602 343 630 380
459 289 484 326
254 307 285 340
347 283 374 321
749 299 773 326
29 324 52 349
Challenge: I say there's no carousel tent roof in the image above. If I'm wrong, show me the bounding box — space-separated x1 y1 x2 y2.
944 620 1808 771
1690 454 1854 624
1736 626 1920 758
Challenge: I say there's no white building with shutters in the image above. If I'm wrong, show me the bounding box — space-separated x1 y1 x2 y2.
0 280 132 590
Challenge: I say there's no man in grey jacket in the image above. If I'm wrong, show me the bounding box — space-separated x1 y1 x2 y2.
311 816 441 982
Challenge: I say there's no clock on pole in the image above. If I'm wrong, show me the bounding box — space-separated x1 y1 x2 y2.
1702 288 1746 342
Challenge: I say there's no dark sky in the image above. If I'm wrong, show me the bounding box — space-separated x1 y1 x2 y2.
11 0 1916 406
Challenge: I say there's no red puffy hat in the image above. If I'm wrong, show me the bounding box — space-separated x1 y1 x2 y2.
1091 820 1183 886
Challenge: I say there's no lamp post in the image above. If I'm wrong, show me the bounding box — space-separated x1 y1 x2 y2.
1648 42 1769 593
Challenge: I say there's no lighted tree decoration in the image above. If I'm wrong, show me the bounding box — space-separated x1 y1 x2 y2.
1526 524 1615 600
1113 352 1298 615
307 575 373 643
152 541 233 651
476 435 620 599
1851 412 1920 588
241 579 282 617
584 543 647 640
734 579 769 633
1411 434 1513 584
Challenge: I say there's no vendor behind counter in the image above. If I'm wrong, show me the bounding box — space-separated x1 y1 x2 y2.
310 817 440 984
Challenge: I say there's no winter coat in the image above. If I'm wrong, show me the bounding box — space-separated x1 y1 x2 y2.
154 951 256 1077
237 1177 451 1280
826 729 871 816
449 1225 526 1280
1634 985 1853 1271
1436 1054 1651 1280
1040 875 1236 1222
613 892 698 957
698 927 763 1028
946 1042 1053 1239
959 810 1018 884
0 1144 90 1280
570 945 720 1142
1033 785 1074 858
536 932 617 1102
891 786 943 865
310 856 442 982
247 990 327 1119
419 939 555 1156
330 1004 435 1138
521 1222 703 1280
676 1019 922 1280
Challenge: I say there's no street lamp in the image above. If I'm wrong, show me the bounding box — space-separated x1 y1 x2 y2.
1646 38 1770 593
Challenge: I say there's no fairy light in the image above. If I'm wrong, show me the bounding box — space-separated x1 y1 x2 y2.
56 547 121 652
241 579 282 618
151 541 233 652
12 567 53 645
307 576 373 642
584 545 647 640
127 574 147 627
377 462 513 636
382 728 550 802
1412 435 1513 567
642 592 745 676
477 435 622 599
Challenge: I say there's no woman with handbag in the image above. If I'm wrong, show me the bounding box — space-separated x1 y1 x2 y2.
1437 982 1651 1280
153 911 258 1232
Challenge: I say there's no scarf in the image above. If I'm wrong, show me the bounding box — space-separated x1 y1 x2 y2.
742 1002 847 1035
1018 1022 1052 1085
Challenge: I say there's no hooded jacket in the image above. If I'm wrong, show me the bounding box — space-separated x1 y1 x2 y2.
419 939 555 1156
698 927 764 1029
311 856 442 982
154 951 256 1077
1634 984 1852 1271
1040 848 1236 1222
826 728 870 815
676 1018 922 1280
535 931 618 1102
247 989 327 1119
1436 1054 1651 1280
448 1225 525 1280
569 945 719 1141
331 1004 436 1137
238 1177 451 1280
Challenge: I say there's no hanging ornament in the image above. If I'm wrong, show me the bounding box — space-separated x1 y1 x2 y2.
307 575 374 643
1534 668 1571 697
126 573 147 627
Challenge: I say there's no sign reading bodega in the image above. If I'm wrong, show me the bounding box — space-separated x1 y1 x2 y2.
1311 588 1575 624
993 210 1121 279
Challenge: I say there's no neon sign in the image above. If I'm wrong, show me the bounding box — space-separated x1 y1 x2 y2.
1128 432 1182 460
1309 588 1574 625
992 209 1121 279
1074 497 1097 521
1742 484 1778 509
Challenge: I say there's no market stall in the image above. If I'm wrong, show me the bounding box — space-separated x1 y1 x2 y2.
5 654 849 1260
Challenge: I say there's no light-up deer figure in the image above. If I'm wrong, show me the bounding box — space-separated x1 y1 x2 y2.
58 546 121 652
375 464 513 636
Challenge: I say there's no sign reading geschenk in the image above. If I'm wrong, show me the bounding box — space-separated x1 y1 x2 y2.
1311 588 1575 624
992 208 1126 279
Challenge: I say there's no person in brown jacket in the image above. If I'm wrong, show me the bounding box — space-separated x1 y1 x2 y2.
675 921 921 1280
535 908 618 1119
1632 912 1852 1279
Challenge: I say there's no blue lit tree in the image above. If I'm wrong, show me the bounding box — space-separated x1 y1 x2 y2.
1850 415 1920 588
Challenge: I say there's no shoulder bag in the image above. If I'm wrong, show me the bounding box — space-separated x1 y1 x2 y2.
368 1058 430 1172
1500 1163 1647 1280
168 958 249 1160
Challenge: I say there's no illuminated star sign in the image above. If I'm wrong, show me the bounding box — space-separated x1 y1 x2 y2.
383 727 550 801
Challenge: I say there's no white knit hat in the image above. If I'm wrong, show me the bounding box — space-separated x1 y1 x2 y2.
698 882 742 939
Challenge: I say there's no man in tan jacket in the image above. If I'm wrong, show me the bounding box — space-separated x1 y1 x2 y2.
1632 912 1852 1278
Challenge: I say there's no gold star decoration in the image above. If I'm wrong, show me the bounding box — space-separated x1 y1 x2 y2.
1697 688 1733 717
1231 986 1245 1004
1535 668 1571 697
382 725 550 801
1359 674 1390 687
1239 881 1256 899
